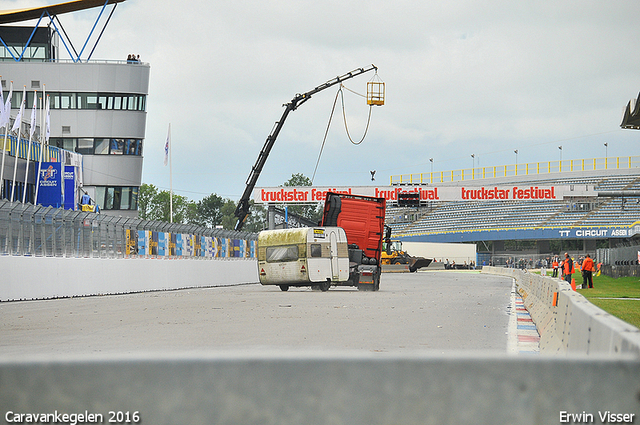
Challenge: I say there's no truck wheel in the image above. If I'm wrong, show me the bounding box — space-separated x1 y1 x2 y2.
320 280 331 292
373 274 380 291
279 285 289 291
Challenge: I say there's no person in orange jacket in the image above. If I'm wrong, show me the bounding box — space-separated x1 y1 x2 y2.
552 257 559 278
563 253 574 284
581 254 595 288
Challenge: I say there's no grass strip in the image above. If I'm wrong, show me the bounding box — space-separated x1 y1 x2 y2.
575 274 640 329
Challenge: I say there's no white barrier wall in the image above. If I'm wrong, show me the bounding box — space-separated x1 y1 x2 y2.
482 266 640 357
1 353 639 425
402 241 476 265
0 256 260 301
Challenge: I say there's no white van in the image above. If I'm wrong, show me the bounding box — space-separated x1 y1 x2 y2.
257 227 349 291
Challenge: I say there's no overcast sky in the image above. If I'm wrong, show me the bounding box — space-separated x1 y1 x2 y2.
6 0 640 201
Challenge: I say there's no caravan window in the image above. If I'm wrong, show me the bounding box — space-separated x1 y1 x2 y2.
310 244 322 258
266 245 299 263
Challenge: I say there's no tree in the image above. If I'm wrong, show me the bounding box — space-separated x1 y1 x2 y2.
197 193 225 228
282 173 322 223
220 200 237 230
137 183 195 224
137 185 266 232
137 183 158 220
244 201 267 232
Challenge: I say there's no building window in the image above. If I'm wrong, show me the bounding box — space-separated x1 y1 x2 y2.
94 186 139 211
31 92 147 112
50 138 143 156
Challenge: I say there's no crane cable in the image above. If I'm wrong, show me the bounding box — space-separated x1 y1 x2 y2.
311 84 373 183
311 86 341 184
340 85 373 145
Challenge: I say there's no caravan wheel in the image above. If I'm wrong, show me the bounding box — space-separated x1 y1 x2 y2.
320 280 331 292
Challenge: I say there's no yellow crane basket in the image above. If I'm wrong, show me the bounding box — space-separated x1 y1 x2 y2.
367 81 385 106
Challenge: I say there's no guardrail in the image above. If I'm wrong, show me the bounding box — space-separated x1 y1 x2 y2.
0 200 257 259
391 155 640 185
482 266 640 357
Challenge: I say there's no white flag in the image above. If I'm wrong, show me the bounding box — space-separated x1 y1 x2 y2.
11 86 25 134
29 90 37 137
2 82 12 129
45 95 50 142
164 123 170 166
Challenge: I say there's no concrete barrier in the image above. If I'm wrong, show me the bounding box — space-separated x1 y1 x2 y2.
1 352 639 425
0 256 260 301
482 266 640 357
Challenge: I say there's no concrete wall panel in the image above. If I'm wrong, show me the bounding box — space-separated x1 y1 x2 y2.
0 256 259 301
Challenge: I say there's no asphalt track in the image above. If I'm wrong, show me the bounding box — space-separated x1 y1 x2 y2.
0 271 515 356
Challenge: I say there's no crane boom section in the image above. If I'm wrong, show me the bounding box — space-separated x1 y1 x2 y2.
234 64 378 230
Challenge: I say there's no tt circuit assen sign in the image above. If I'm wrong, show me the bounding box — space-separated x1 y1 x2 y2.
253 185 595 204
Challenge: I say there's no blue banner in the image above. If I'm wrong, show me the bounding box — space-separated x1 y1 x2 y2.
402 223 640 243
37 162 63 208
64 166 76 210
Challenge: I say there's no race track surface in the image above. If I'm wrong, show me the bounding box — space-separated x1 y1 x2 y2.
0 271 514 356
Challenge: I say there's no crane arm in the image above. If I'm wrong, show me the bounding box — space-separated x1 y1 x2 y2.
234 64 378 230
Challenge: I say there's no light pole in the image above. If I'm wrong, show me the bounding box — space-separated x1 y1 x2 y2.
429 157 433 174
471 154 475 169
514 149 518 164
558 145 563 162
604 142 608 158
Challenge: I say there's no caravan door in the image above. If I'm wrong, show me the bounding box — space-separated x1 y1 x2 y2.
330 231 340 280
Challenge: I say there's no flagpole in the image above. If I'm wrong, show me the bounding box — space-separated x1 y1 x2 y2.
0 79 10 200
169 123 173 223
35 91 48 205
10 86 26 203
22 90 37 203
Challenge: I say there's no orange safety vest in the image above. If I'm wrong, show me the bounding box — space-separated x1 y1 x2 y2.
582 257 594 272
564 258 574 274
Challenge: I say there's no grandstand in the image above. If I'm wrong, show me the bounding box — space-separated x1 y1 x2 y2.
386 157 640 254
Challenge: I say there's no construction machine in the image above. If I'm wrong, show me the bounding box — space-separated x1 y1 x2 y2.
234 65 379 231
381 225 432 272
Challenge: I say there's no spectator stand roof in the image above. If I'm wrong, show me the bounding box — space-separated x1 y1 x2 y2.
0 0 126 62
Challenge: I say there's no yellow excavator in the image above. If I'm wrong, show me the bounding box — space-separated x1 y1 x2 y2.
381 226 432 272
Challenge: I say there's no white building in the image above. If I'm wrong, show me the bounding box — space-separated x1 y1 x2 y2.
0 0 149 218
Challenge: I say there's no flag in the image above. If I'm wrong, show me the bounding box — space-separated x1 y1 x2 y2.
2 82 12 129
45 95 50 143
164 123 170 166
11 86 25 134
29 90 37 137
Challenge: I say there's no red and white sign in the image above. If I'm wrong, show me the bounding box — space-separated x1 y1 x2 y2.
253 185 595 203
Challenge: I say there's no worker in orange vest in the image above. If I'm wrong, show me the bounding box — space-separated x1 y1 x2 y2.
552 257 559 278
563 253 574 284
581 254 595 289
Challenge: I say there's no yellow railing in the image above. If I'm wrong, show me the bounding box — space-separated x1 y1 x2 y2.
390 156 640 185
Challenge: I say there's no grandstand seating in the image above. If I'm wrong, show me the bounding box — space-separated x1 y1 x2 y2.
388 173 640 238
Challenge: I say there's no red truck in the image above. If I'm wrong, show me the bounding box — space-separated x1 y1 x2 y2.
257 192 386 292
320 192 386 291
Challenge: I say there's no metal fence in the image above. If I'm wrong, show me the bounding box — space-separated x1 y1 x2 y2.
0 199 257 258
596 244 640 266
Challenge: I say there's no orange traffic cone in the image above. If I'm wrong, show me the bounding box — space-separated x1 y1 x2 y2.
571 278 576 291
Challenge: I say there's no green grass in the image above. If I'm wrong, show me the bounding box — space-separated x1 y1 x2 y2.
575 274 640 329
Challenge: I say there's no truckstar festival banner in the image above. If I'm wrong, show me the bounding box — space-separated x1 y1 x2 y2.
253 185 596 203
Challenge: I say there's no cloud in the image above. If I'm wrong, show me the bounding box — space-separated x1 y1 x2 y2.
4 0 640 200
